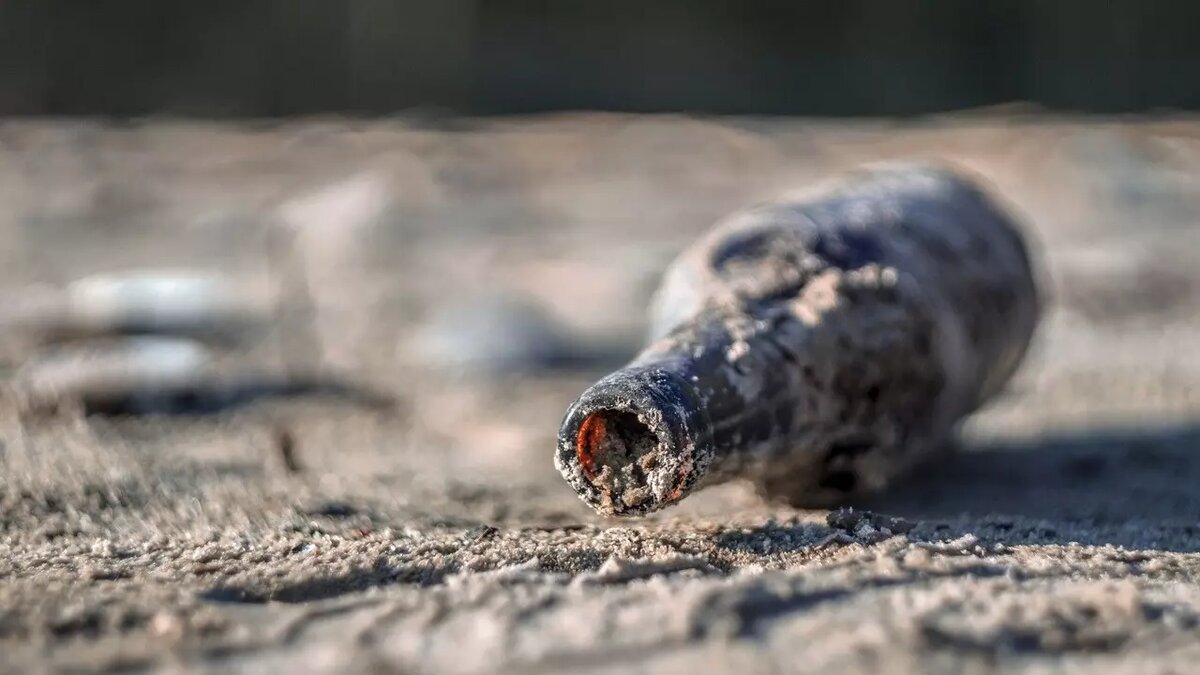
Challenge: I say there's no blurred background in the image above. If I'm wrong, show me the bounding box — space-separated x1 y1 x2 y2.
1 0 1198 464
0 0 1197 461
3 1 1200 116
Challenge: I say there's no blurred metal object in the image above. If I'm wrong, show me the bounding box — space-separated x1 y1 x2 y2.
0 270 269 346
9 336 214 413
411 292 621 376
556 163 1042 517
0 267 396 416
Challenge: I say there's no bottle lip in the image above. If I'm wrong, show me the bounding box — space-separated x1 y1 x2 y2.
555 363 713 517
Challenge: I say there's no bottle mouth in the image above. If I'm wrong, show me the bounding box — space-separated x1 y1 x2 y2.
555 365 711 517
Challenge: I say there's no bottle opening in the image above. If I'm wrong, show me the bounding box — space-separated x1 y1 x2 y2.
576 409 663 512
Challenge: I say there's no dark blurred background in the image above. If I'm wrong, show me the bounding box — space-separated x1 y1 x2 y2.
2 1 1199 117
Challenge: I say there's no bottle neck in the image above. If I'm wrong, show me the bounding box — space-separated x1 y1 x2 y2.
555 360 716 517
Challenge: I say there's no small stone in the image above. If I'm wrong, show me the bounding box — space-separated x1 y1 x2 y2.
826 507 916 537
150 612 185 641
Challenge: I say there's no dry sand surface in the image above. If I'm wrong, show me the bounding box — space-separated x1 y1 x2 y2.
1 114 1200 673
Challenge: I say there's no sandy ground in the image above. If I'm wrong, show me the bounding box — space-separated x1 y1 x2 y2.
1 114 1200 673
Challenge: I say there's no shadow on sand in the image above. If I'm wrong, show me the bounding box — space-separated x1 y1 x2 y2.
862 421 1200 552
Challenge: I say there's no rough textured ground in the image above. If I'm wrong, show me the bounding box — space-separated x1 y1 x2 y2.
1 114 1199 673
